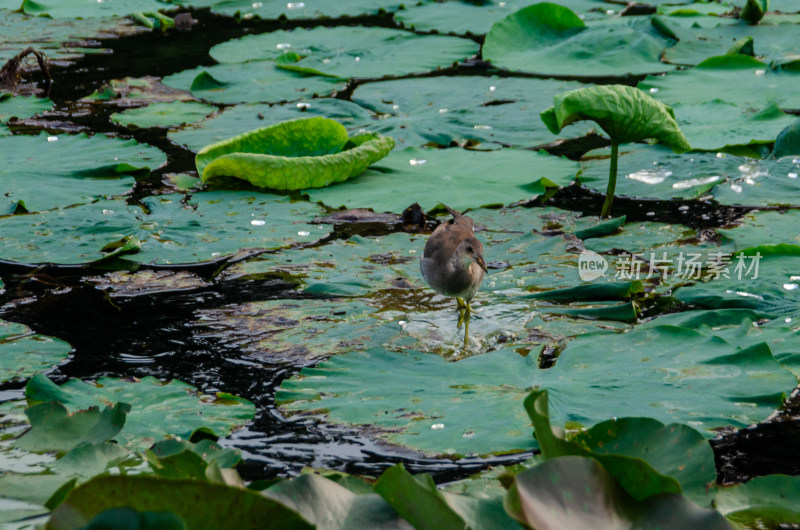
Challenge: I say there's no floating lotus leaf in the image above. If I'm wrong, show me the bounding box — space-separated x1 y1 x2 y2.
209 26 479 79
83 76 195 104
0 132 165 214
774 119 800 159
195 117 395 189
639 55 800 110
661 17 800 66
396 0 610 35
111 101 215 129
303 147 579 213
25 373 255 451
20 0 166 17
0 192 330 265
0 320 72 384
170 99 372 152
719 210 800 250
483 3 675 77
0 11 143 66
278 320 795 455
675 246 800 318
351 76 592 148
172 0 406 20
0 94 52 123
161 62 345 105
715 474 800 527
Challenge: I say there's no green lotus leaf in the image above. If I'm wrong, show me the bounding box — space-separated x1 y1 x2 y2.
21 0 166 18
71 508 186 530
195 117 394 189
720 210 800 251
774 119 800 159
715 474 800 527
303 147 579 213
506 456 730 530
174 0 407 20
0 93 52 123
0 320 72 384
111 101 215 130
209 26 479 80
264 473 410 529
541 85 690 149
674 245 800 318
45 475 312 530
741 0 768 23
483 3 675 77
24 374 255 451
0 132 165 214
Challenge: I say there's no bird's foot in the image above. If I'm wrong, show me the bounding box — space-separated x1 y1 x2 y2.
456 297 466 329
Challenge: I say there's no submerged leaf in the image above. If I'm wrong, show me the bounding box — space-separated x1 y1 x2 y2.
195 117 394 189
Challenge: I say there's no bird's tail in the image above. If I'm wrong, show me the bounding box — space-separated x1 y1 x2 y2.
441 204 462 219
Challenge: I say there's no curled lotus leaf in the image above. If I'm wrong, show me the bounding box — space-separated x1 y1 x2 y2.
195 117 395 190
541 84 691 149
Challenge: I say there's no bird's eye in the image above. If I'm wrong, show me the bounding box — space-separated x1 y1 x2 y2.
466 245 473 253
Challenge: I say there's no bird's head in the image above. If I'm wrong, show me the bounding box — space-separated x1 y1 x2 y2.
459 237 488 273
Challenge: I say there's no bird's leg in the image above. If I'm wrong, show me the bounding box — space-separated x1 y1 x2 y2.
456 297 466 329
463 301 472 345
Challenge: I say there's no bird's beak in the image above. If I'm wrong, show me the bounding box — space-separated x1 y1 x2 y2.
475 255 488 273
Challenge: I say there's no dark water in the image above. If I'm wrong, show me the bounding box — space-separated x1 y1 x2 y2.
2 7 799 485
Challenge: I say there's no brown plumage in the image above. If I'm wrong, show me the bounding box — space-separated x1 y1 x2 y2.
420 205 488 343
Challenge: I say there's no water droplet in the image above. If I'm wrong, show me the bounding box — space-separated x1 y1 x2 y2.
354 56 361 62
297 230 310 236
489 86 496 92
784 283 799 291
646 211 655 216
649 87 659 94
211 252 221 257
252 1 262 7
716 152 726 158
678 205 689 211
398 320 407 327
755 69 766 76
786 317 793 323
606 9 615 14
286 2 304 8
242 12 254 19
438 108 448 114
431 423 445 430
627 168 672 184
408 249 417 253
672 176 720 190
730 184 743 193
276 43 291 50
296 102 310 109
322 58 331 64
251 220 266 226
47 136 58 142
392 104 400 110
498 1 506 6
473 124 492 130
102 209 114 215
789 172 798 179
409 158 427 166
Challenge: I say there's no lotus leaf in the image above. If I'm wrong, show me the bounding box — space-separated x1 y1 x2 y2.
15 402 128 454
714 474 800 527
0 94 51 123
674 245 800 317
46 475 312 530
483 3 675 77
173 0 406 20
774 119 800 159
303 147 579 213
195 117 394 189
161 62 345 105
0 132 165 214
278 320 795 455
20 0 166 18
170 99 372 152
209 27 479 79
351 76 592 148
24 373 255 451
0 320 72 384
506 456 730 529
396 0 610 35
110 101 215 129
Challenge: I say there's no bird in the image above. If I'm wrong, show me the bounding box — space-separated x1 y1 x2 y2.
420 204 488 344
